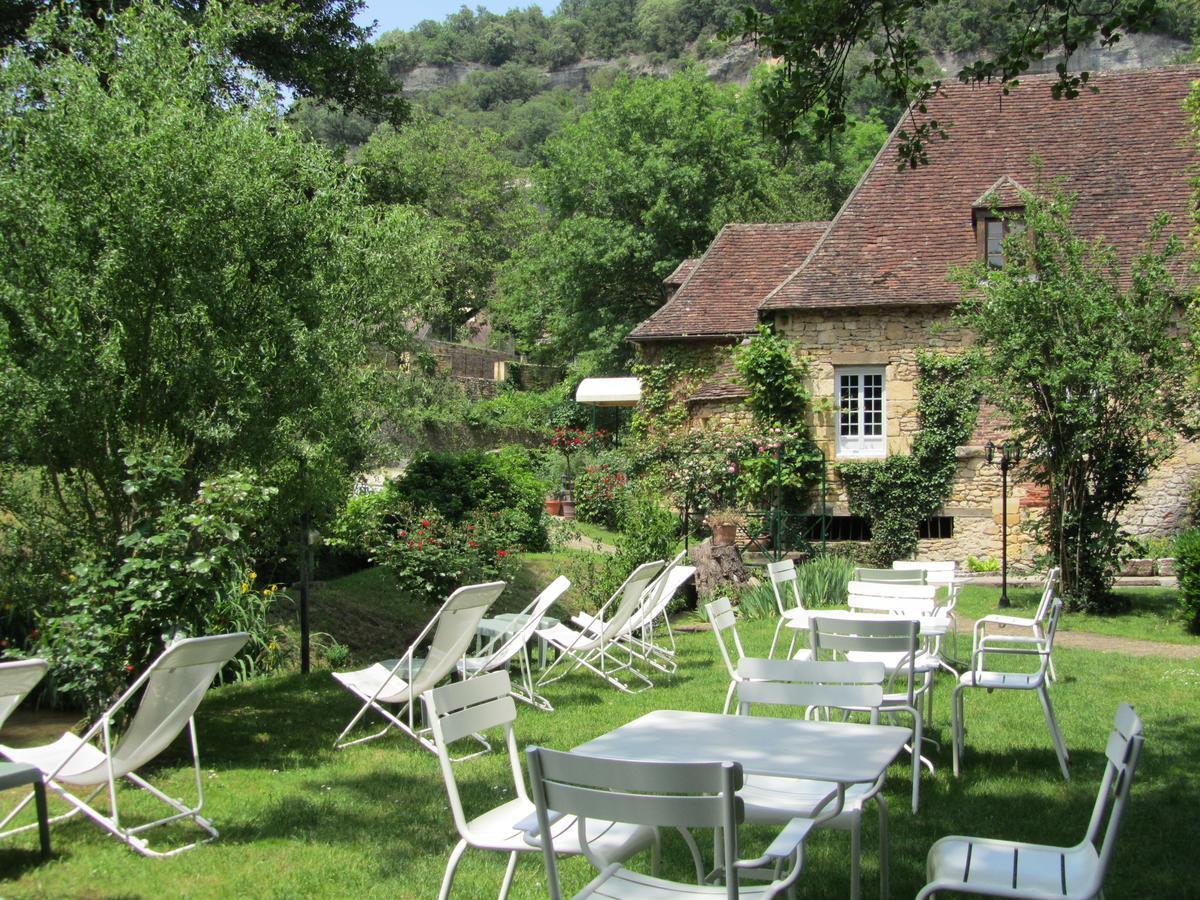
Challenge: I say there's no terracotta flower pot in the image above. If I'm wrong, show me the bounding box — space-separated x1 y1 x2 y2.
712 522 737 547
544 497 562 516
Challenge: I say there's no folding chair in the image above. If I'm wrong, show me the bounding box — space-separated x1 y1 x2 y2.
536 560 664 694
810 614 927 813
457 576 570 712
425 671 659 900
735 657 890 900
0 633 248 857
953 600 1069 779
527 747 814 899
333 581 506 756
919 703 1143 899
0 659 48 731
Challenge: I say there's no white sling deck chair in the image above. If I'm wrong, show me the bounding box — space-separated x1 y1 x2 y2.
0 633 248 858
455 576 570 712
0 659 48 731
333 580 505 756
573 551 695 674
536 560 664 694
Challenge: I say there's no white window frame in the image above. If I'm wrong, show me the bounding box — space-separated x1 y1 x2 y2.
835 366 886 458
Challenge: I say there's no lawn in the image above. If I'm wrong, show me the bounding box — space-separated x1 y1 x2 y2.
955 582 1200 646
1 610 1196 898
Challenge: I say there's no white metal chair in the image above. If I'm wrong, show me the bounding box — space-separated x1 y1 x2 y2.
458 576 571 711
972 567 1062 682
765 558 814 660
0 659 48 731
918 702 1143 899
527 746 814 899
705 597 752 715
810 614 927 813
953 599 1069 779
424 671 659 900
735 657 890 900
0 633 248 857
894 560 961 660
333 580 506 756
536 560 664 694
854 567 926 584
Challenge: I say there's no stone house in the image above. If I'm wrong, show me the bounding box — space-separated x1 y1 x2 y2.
629 67 1200 563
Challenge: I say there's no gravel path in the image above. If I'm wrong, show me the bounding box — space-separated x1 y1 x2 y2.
953 614 1200 659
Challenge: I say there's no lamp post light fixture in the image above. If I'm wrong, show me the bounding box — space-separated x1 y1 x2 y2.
986 439 1022 609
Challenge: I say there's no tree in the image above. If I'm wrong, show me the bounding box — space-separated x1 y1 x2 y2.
354 116 539 336
955 187 1193 610
0 0 406 124
493 67 845 373
738 0 1168 166
0 1 437 552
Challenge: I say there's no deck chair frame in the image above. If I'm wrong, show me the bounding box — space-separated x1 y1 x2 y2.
0 633 248 858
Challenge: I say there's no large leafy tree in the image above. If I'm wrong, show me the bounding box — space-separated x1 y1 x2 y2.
494 67 865 373
0 1 437 549
740 0 1170 166
354 116 539 336
955 187 1193 610
0 0 406 123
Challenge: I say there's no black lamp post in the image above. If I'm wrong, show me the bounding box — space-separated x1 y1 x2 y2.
986 440 1022 609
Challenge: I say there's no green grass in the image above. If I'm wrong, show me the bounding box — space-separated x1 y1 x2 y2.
1 614 1196 897
956 583 1199 646
571 521 620 546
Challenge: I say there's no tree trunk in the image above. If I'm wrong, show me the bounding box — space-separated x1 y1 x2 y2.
691 538 750 600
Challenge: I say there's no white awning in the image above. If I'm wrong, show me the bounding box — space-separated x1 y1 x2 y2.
575 377 642 407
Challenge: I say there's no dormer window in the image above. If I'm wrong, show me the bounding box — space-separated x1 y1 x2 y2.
973 176 1027 270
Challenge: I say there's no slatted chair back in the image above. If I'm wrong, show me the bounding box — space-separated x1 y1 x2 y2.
854 567 926 584
894 560 958 608
1033 567 1063 625
847 580 939 619
527 747 743 899
810 615 920 706
424 671 523 838
1085 702 1144 888
765 558 802 615
735 658 885 719
705 597 746 682
0 659 47 732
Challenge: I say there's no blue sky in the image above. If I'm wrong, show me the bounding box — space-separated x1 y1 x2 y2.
357 1 536 37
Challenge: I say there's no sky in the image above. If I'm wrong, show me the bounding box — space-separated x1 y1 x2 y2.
357 1 533 37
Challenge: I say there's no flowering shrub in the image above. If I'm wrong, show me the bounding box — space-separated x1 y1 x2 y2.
370 508 519 601
548 427 610 456
574 464 629 528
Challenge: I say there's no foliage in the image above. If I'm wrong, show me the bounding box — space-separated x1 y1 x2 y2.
392 448 550 551
795 554 857 607
34 448 276 714
354 115 538 335
368 506 519 603
574 464 630 529
629 347 719 440
0 2 432 562
839 352 979 565
1172 528 1200 633
738 0 1171 166
734 325 814 425
967 554 1002 573
955 187 1191 611
493 67 835 371
731 580 779 620
1 0 406 126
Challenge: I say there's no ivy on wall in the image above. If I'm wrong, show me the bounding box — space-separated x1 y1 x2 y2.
629 345 719 438
838 351 980 565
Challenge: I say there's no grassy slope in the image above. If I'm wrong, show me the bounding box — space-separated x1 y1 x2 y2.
956 583 1199 646
1 612 1197 898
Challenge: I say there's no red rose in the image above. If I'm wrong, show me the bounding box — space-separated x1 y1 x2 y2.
496 550 506 557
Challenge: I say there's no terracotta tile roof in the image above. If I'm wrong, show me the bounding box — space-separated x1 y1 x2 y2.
664 258 700 286
629 222 829 341
761 67 1200 312
688 359 749 403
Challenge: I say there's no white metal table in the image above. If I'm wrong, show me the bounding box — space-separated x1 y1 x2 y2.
476 614 559 668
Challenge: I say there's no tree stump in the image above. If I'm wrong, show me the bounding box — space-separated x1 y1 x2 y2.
691 538 750 600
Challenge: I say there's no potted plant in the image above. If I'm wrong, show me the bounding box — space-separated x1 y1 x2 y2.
544 491 562 517
706 507 745 548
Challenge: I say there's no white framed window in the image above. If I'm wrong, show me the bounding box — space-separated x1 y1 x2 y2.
836 366 886 458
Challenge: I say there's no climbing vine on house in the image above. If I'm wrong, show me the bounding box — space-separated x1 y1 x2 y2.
732 326 824 518
838 351 980 565
629 345 718 439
